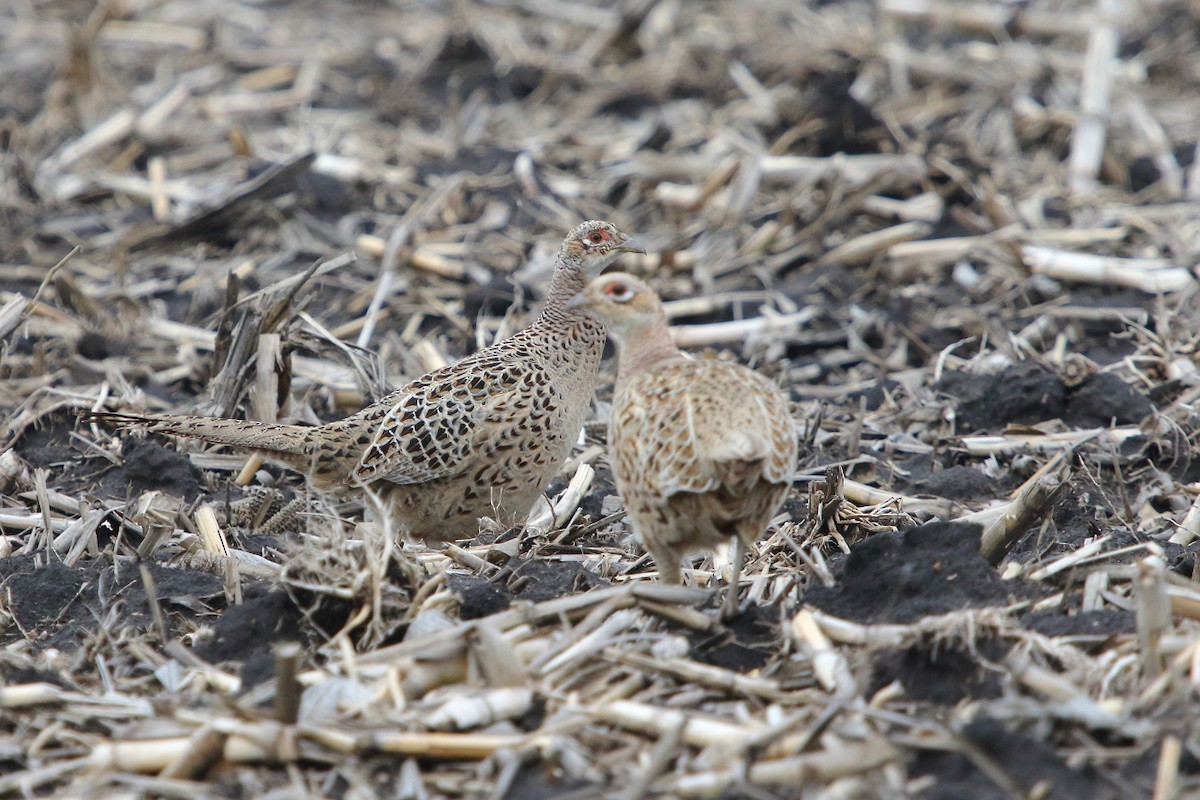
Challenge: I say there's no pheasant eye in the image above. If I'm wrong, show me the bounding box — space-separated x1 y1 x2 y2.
606 282 629 299
588 231 606 244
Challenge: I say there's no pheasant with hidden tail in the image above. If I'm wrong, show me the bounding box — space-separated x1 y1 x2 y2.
570 272 797 618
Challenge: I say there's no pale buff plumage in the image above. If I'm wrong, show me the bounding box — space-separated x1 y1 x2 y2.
570 273 797 617
85 222 644 543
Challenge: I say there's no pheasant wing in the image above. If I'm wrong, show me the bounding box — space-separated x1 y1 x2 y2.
615 362 795 500
351 356 557 486
612 369 722 500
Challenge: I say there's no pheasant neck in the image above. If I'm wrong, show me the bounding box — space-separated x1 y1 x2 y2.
539 260 588 321
615 320 681 394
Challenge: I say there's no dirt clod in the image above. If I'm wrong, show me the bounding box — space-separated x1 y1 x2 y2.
115 439 204 500
911 717 1116 800
193 585 307 688
804 522 1035 624
940 363 1066 433
870 637 1007 705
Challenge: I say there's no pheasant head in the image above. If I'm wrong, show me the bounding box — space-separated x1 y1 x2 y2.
545 221 644 314
569 272 682 389
568 272 664 336
560 220 645 273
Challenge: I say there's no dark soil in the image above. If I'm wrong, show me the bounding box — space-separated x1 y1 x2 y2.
690 604 779 673
449 573 513 620
110 438 205 500
0 554 223 652
939 363 1155 434
869 637 1008 705
192 584 310 688
1021 608 1135 646
912 466 999 502
509 558 609 603
911 717 1120 800
803 522 1038 625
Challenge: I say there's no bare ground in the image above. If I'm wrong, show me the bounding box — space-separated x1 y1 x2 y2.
3 0 1200 797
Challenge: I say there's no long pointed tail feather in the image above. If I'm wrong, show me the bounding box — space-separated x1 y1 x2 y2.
81 410 315 459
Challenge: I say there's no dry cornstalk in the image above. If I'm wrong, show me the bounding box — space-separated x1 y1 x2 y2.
39 109 138 185
1082 570 1108 611
1005 654 1130 731
471 619 530 689
193 503 241 604
1136 554 1170 680
789 608 855 696
670 309 816 349
878 0 1094 36
594 699 762 748
817 221 931 267
1025 535 1114 581
425 687 534 731
537 608 641 679
622 716 687 800
1163 582 1200 623
661 291 777 321
805 608 908 649
625 152 925 186
0 512 69 533
634 597 717 632
172 545 281 582
147 156 169 221
274 643 302 725
158 723 227 781
236 330 285 483
552 462 595 527
759 153 927 185
526 462 594 534
355 234 486 282
0 294 27 341
365 730 524 759
1154 735 1182 800
399 652 470 701
358 584 705 667
203 58 323 117
1167 488 1200 545
960 426 1141 456
839 477 959 519
0 683 64 708
861 191 944 223
86 722 523 772
193 503 228 556
887 226 1128 276
251 332 283 424
666 739 900 797
625 250 697 273
164 641 242 695
1022 245 1193 293
606 649 796 702
1068 0 1123 193
100 20 206 49
979 450 1073 565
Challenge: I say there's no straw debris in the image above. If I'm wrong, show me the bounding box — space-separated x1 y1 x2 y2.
4 0 1200 796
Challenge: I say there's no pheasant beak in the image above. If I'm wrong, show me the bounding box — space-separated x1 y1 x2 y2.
566 291 594 310
617 237 646 255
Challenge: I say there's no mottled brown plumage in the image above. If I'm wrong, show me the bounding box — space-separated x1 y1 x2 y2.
86 221 644 542
570 273 797 617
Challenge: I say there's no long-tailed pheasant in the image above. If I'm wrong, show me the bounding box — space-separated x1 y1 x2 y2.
86 221 644 543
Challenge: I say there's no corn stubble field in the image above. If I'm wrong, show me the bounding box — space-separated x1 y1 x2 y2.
3 0 1200 797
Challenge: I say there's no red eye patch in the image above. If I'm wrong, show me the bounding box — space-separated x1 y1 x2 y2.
604 282 628 297
588 230 611 244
